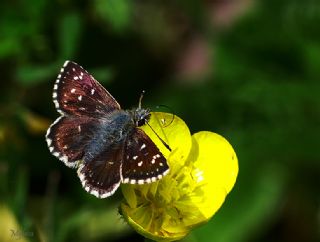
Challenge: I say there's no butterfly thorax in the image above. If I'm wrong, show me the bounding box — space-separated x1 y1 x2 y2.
83 108 150 162
83 111 134 161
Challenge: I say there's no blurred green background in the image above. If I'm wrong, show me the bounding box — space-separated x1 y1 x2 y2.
0 0 319 241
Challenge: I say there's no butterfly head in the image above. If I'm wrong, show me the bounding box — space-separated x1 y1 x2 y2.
132 108 151 127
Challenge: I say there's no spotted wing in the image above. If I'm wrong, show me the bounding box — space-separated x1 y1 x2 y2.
77 146 124 198
53 60 120 117
45 116 99 168
121 128 169 184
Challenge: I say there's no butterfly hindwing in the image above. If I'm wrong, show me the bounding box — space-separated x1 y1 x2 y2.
121 128 169 184
53 61 120 116
77 146 123 198
46 116 99 168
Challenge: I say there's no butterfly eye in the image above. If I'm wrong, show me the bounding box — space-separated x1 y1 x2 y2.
137 117 147 127
134 110 150 127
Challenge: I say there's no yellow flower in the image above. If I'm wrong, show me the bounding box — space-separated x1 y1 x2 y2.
120 112 238 241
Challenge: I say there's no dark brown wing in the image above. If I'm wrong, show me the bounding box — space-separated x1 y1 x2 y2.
53 61 120 117
121 128 169 184
77 146 123 198
45 116 99 168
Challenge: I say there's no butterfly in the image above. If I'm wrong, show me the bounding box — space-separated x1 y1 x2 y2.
45 61 170 198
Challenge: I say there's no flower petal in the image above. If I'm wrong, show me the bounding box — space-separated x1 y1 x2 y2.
188 131 238 221
140 112 192 167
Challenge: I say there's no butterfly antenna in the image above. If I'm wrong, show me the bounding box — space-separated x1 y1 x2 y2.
156 104 175 127
146 122 172 152
139 90 145 109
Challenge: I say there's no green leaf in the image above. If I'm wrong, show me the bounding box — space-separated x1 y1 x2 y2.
15 63 58 86
89 67 114 84
59 12 83 58
93 0 131 33
0 38 21 59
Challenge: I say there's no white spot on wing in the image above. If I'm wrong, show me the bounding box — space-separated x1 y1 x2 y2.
53 100 60 110
91 190 100 198
163 169 170 176
78 173 85 183
91 89 95 95
46 127 51 136
140 143 146 150
138 161 143 167
78 95 82 101
47 138 52 146
61 156 68 163
63 61 69 67
53 152 60 157
100 192 110 199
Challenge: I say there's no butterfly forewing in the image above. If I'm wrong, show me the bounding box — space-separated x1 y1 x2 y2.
46 116 99 168
122 128 169 184
53 61 120 116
